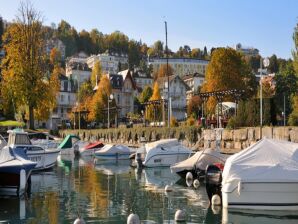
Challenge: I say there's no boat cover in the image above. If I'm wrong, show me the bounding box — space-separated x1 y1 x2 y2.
171 148 229 173
222 138 298 191
0 146 15 164
96 144 131 154
84 141 104 150
145 139 179 153
58 135 80 149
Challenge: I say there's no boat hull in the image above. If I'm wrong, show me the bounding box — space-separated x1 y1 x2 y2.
143 153 191 167
222 182 298 210
27 150 60 170
95 153 131 160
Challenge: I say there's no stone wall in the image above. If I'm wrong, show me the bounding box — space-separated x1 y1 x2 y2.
59 126 298 153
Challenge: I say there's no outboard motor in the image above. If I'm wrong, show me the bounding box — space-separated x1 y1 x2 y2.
136 152 143 169
205 164 222 205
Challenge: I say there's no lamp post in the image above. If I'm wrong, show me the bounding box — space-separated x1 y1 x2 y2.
165 21 170 128
258 57 270 138
108 94 114 129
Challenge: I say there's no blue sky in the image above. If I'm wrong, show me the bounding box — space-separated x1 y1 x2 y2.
1 0 297 59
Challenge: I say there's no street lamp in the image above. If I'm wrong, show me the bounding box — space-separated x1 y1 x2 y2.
108 94 114 128
259 57 270 138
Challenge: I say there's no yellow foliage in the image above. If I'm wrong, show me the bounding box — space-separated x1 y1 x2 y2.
170 116 178 127
91 60 102 88
153 64 174 80
186 116 196 126
146 82 162 121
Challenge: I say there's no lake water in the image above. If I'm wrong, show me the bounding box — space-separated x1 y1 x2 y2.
1 156 298 223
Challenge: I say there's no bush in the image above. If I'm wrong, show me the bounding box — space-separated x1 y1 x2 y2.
186 116 196 126
226 116 236 129
170 116 178 127
288 111 298 126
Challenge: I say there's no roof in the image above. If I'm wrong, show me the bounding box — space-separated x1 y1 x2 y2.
182 72 205 80
149 57 209 63
156 75 191 91
84 141 104 150
131 69 152 79
109 74 123 89
117 70 137 90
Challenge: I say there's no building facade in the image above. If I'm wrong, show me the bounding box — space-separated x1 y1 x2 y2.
182 72 205 102
149 57 209 78
235 43 259 56
130 69 153 93
87 52 128 74
156 75 189 120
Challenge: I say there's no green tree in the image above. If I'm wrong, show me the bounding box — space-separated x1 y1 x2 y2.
128 40 141 69
0 16 3 46
268 54 279 73
57 20 78 57
1 2 58 129
139 86 153 103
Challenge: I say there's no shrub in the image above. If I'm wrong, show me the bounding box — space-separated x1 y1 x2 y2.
186 116 196 126
170 116 178 127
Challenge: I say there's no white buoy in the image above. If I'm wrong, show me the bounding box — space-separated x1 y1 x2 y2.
185 172 193 181
127 213 140 224
165 185 173 192
211 194 221 206
73 217 85 224
175 209 186 222
193 179 200 189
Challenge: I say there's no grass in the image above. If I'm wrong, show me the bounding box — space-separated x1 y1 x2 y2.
0 120 25 127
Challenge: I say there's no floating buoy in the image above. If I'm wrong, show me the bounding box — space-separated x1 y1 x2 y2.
73 217 85 224
193 179 200 189
211 194 221 206
174 209 186 222
165 185 173 192
186 172 193 181
127 213 140 224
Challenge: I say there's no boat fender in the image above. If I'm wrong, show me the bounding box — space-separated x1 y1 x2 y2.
73 217 85 224
211 204 221 214
186 172 193 181
165 185 173 192
237 181 242 195
193 179 200 189
127 213 140 224
211 194 221 206
174 209 186 222
19 169 26 195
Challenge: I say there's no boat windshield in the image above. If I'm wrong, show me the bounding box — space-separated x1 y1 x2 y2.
8 133 32 146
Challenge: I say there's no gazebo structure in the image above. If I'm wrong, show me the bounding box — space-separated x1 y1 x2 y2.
197 89 245 128
142 99 168 126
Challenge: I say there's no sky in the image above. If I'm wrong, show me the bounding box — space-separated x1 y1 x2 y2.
1 0 297 59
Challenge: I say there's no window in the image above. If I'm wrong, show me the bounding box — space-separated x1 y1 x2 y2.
68 95 70 103
60 95 64 102
61 108 64 114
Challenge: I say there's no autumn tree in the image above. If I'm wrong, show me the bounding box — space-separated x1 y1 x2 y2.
153 64 174 80
88 75 113 122
187 95 202 118
1 2 59 129
146 82 162 121
91 60 102 87
201 48 252 113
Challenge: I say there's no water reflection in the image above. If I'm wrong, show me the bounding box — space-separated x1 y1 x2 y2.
2 158 298 223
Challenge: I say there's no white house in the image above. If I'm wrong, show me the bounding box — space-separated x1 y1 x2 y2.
87 52 128 74
130 69 153 94
156 75 190 120
182 72 205 102
149 57 209 78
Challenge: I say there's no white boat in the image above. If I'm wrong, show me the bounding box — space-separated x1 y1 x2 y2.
170 148 229 179
220 138 298 210
95 144 133 160
139 139 193 167
7 129 60 171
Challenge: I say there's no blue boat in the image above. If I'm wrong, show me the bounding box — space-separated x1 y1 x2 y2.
0 145 37 190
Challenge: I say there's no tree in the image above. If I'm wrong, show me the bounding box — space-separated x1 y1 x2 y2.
50 48 61 65
292 22 298 74
153 64 174 80
191 48 201 58
289 96 298 125
201 48 250 113
88 74 112 122
139 86 153 103
1 2 57 129
146 82 162 121
203 46 208 59
0 16 3 46
268 54 279 73
148 40 164 57
187 95 202 118
91 61 102 88
128 40 141 69
57 20 78 57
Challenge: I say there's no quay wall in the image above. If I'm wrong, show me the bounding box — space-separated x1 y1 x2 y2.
59 126 298 153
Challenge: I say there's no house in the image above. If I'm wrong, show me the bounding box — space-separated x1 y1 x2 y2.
106 69 136 118
235 43 259 56
149 57 209 78
87 52 128 74
65 52 91 87
182 72 205 102
130 69 153 94
156 75 190 120
47 74 77 130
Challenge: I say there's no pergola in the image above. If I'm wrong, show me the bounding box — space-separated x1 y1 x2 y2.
142 99 168 126
197 89 245 128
